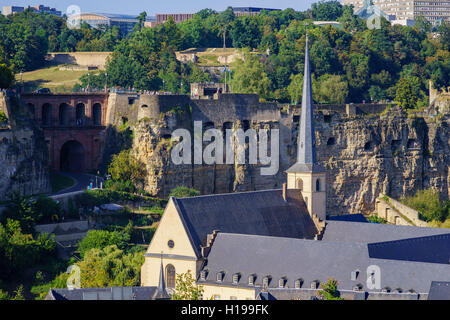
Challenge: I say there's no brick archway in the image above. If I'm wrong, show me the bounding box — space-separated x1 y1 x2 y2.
21 93 108 172
60 140 85 172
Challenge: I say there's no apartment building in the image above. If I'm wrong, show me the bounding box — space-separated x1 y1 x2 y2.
342 0 450 22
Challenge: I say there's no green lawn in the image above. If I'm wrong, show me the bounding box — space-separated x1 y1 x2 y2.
16 65 99 92
50 171 75 193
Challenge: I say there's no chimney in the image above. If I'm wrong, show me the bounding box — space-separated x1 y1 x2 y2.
201 230 220 257
282 183 287 201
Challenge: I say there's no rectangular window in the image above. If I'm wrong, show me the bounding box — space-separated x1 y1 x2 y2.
214 295 220 300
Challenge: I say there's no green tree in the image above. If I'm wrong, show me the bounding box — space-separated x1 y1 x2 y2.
2 194 38 234
287 73 303 104
169 186 200 199
0 64 14 88
231 51 272 100
77 227 131 258
315 74 349 104
415 16 432 33
394 76 425 109
108 149 146 190
311 0 344 21
171 270 204 300
216 6 235 48
77 245 144 288
136 11 147 32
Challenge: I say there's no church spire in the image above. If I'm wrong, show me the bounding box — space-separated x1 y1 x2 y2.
286 34 325 174
297 33 316 165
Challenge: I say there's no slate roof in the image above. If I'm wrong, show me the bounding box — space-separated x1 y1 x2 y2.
327 214 368 223
322 220 450 243
368 234 450 264
428 282 450 300
198 233 450 294
285 163 326 173
46 286 158 300
173 189 318 257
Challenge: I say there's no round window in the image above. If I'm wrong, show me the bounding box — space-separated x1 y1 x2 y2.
168 240 175 248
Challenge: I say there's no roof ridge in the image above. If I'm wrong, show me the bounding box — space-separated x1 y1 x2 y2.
368 233 450 246
174 188 282 201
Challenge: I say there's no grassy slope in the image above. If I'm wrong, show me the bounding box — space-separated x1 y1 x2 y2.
16 65 99 92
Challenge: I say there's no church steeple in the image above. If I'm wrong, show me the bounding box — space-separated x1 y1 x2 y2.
287 34 324 174
298 34 316 165
286 34 327 221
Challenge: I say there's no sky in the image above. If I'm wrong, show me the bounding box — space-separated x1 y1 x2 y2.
1 0 319 16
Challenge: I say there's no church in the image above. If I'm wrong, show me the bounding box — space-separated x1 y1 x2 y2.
140 35 450 300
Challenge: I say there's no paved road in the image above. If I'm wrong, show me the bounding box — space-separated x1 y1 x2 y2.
52 172 104 196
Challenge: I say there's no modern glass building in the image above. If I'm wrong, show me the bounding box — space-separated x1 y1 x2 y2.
71 13 155 36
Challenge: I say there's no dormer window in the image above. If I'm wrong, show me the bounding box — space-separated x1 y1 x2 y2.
232 273 240 284
200 270 207 281
311 280 319 289
263 276 271 288
295 279 303 289
248 275 255 286
279 278 286 288
216 271 224 282
351 270 359 281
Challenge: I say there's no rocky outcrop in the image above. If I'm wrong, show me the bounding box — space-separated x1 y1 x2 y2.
0 93 50 200
128 101 449 215
317 110 449 214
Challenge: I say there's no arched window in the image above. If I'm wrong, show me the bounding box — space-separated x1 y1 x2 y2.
59 103 69 126
316 179 321 192
296 178 303 190
93 103 102 125
27 103 35 119
42 103 52 126
76 103 85 126
165 264 176 289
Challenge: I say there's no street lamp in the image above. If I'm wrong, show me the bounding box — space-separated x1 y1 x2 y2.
105 72 108 92
162 79 165 94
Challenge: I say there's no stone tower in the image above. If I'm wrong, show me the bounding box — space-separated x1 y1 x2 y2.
286 34 327 221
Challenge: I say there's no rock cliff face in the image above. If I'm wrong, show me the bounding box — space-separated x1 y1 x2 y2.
0 93 50 200
109 94 448 215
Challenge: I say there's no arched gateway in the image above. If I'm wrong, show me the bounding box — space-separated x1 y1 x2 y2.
60 140 85 172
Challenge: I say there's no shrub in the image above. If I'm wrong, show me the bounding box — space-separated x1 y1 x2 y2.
367 215 385 224
318 278 343 300
401 189 449 222
0 110 7 123
77 245 144 288
169 186 200 198
77 227 131 258
30 272 69 300
105 179 136 193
